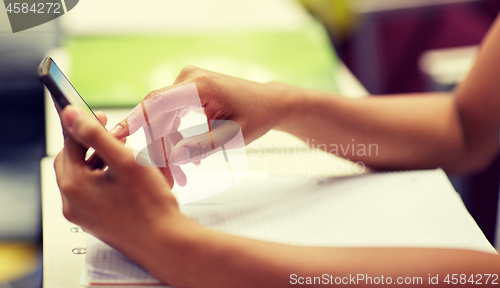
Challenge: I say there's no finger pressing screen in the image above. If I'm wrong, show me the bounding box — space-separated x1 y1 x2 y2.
110 82 202 139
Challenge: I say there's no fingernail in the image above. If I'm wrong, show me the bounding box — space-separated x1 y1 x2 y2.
109 124 123 135
63 106 82 129
173 147 190 164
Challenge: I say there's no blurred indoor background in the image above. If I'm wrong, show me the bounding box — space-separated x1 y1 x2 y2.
1 1 499 287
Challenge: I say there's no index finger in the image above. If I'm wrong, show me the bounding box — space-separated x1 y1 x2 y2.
110 82 202 139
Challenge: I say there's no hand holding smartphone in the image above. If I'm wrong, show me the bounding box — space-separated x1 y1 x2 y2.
38 57 106 168
38 57 176 186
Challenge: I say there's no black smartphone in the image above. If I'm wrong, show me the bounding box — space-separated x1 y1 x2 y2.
37 57 100 122
38 57 106 167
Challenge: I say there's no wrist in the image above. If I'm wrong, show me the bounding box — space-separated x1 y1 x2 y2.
266 82 305 132
150 216 222 287
112 210 205 285
269 84 347 138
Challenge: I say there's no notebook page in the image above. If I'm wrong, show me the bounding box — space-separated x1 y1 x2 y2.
181 169 495 250
83 169 497 286
83 235 168 287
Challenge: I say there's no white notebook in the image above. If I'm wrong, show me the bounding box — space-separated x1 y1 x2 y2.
81 169 497 286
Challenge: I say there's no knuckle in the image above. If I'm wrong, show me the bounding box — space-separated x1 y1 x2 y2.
145 90 160 100
54 152 63 168
194 137 213 159
175 65 200 83
59 179 79 196
119 118 129 129
179 65 199 77
62 205 76 223
193 73 212 85
194 74 220 99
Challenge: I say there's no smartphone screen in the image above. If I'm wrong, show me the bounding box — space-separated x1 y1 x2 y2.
38 57 97 118
50 61 94 113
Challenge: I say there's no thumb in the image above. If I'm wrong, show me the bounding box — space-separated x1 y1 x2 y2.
61 105 128 168
170 120 242 165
